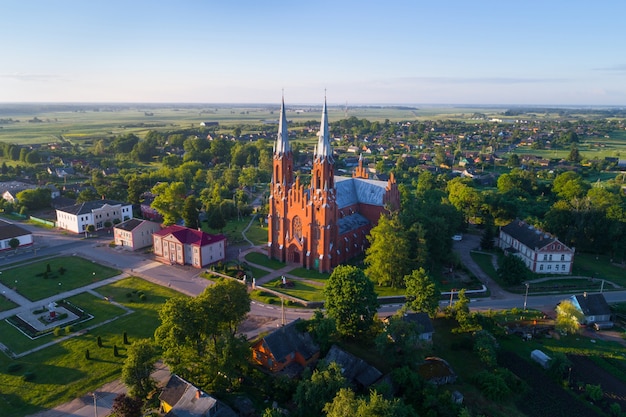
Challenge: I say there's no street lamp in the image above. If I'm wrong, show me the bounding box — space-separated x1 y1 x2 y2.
523 283 529 311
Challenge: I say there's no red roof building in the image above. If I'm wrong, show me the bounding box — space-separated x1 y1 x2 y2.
153 225 226 268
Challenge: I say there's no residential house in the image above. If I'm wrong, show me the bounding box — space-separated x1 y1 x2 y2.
322 345 382 389
56 199 133 234
251 319 320 376
0 219 33 251
114 218 161 251
401 312 435 342
153 225 226 268
0 181 60 203
570 293 612 325
498 219 574 274
159 374 236 417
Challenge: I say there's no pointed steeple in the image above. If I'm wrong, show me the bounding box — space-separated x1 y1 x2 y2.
315 97 333 161
275 95 291 155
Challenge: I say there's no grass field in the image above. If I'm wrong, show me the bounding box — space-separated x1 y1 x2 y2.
0 277 180 417
0 256 120 302
244 251 285 270
204 215 268 246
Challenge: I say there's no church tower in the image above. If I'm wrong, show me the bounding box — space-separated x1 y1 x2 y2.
268 97 293 262
309 98 337 271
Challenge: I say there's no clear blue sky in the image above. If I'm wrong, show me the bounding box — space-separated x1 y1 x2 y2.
2 0 625 105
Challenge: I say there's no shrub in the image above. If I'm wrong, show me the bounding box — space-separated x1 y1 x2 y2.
22 371 36 381
53 327 62 337
58 266 66 275
139 294 146 301
65 325 73 334
85 349 90 360
97 336 103 347
113 345 119 357
126 292 133 298
46 263 51 273
123 332 129 345
7 363 22 373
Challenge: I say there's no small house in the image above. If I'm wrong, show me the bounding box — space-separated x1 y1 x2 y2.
114 218 161 251
251 319 319 376
159 374 236 417
570 293 612 325
0 220 33 250
153 225 226 268
322 345 382 389
401 312 435 342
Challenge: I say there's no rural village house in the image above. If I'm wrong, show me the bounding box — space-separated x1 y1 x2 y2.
0 219 33 251
152 225 226 268
569 293 612 325
55 199 132 234
159 374 236 417
113 218 161 251
498 219 574 274
251 319 320 376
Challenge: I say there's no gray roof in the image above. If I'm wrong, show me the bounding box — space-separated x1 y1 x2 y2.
114 218 145 232
323 345 382 388
573 293 611 317
337 213 369 235
262 319 319 363
161 375 236 417
501 219 566 251
335 176 389 209
402 312 435 334
0 220 31 240
57 199 129 215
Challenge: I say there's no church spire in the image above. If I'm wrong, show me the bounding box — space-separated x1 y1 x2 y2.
274 95 291 155
315 96 333 161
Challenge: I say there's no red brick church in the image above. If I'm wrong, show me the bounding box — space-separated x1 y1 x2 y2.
268 97 400 272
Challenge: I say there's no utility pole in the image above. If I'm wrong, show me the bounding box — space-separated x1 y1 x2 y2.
523 283 529 311
92 392 98 417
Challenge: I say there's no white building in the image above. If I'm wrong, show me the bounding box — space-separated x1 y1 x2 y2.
56 199 132 234
0 219 33 250
498 219 574 274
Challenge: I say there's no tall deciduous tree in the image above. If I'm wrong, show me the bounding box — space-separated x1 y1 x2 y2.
497 255 528 285
121 339 157 399
293 362 347 417
110 394 142 417
154 280 250 390
403 268 440 318
151 182 187 225
182 195 200 229
555 299 583 334
365 214 411 287
324 388 417 417
324 265 379 339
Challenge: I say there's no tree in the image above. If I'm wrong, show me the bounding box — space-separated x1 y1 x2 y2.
182 195 200 229
121 339 157 399
151 182 187 225
555 299 583 334
110 394 142 417
293 362 348 417
480 222 496 250
154 280 250 390
497 255 528 285
324 388 417 417
8 238 19 251
365 214 411 287
567 144 582 163
403 268 440 318
324 265 379 339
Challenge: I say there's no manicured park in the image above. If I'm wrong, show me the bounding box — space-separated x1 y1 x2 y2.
0 272 181 417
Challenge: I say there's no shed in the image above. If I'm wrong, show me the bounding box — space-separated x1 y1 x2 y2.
530 349 551 369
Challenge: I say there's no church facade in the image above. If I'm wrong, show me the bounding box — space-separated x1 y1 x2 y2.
267 98 400 272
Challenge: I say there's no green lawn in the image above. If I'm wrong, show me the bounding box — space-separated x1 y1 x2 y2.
264 278 325 302
204 215 268 246
0 277 180 417
244 252 286 270
572 252 626 287
244 265 270 279
287 267 330 282
0 295 18 312
0 257 120 302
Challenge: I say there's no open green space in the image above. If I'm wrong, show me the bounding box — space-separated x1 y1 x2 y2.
264 278 325 302
244 265 270 280
0 296 18 312
572 253 626 287
244 251 286 270
0 256 120 302
204 215 268 246
0 277 180 417
287 267 330 282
